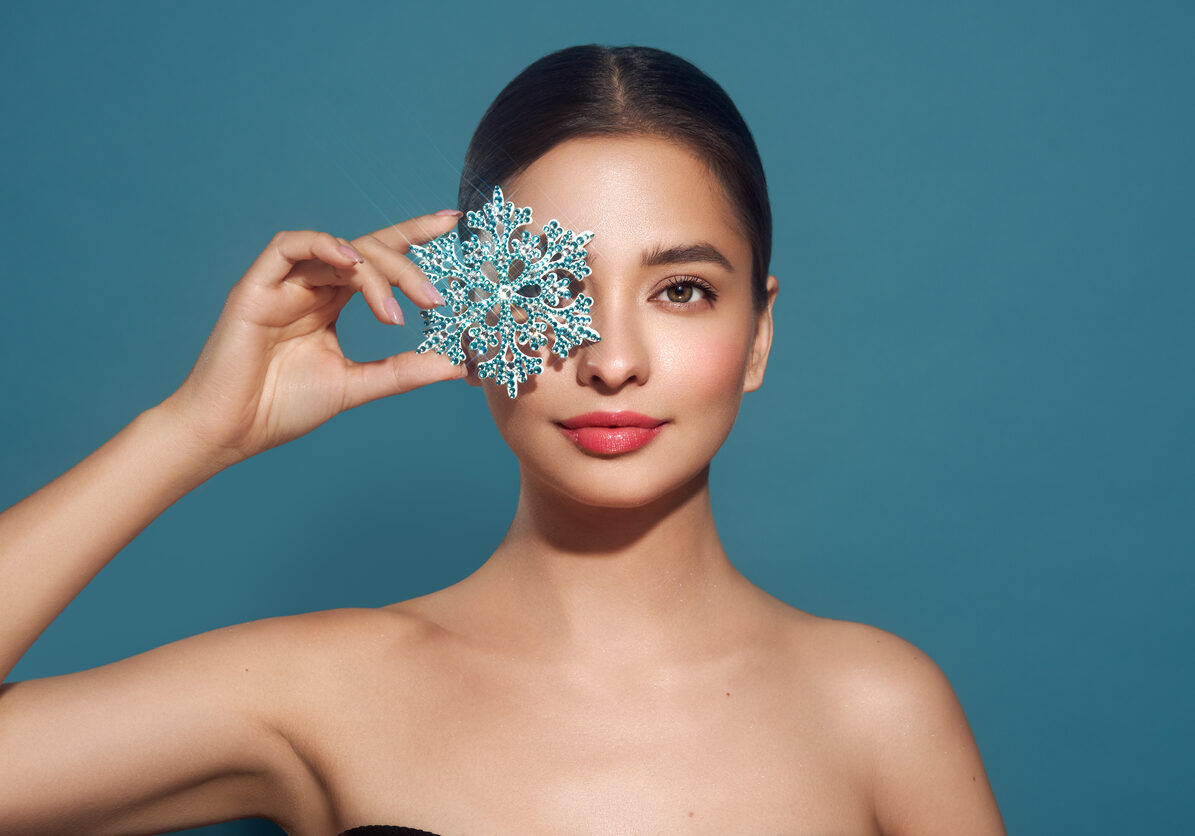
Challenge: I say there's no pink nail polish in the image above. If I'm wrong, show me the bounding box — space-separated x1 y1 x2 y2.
434 209 463 217
422 281 446 306
383 297 404 325
338 243 364 263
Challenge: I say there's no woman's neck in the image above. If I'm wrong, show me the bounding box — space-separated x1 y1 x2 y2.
454 466 766 665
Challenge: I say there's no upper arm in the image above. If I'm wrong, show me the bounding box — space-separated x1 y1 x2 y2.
0 616 320 835
827 623 1006 836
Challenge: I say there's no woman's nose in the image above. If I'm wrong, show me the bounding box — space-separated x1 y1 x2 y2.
573 299 649 392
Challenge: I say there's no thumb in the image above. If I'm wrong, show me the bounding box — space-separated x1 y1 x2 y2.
342 351 467 410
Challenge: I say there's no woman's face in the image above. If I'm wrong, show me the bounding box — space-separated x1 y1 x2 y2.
481 134 777 509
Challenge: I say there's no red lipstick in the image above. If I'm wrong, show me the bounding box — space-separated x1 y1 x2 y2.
558 411 665 455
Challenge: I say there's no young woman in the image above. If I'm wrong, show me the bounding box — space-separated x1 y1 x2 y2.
0 46 1005 835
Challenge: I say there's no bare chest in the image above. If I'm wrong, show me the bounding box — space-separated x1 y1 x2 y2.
289 650 878 835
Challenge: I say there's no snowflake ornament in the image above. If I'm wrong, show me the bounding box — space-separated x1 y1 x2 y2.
409 185 601 398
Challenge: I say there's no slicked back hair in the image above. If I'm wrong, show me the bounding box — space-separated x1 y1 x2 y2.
459 45 772 309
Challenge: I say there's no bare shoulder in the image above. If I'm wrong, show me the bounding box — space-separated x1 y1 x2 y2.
225 601 456 717
789 616 957 710
778 613 1006 836
194 603 448 709
770 613 967 752
220 602 439 663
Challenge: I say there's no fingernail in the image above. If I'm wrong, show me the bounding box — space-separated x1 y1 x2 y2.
383 297 404 325
338 243 364 263
434 209 463 217
422 281 446 306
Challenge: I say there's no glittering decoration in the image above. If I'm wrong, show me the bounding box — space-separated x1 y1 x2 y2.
409 185 601 398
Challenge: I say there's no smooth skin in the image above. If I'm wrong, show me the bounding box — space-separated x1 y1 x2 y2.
0 136 1005 835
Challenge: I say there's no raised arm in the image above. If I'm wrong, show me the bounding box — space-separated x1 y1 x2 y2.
0 212 463 832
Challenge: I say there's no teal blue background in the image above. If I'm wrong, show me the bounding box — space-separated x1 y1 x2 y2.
2 1 1192 833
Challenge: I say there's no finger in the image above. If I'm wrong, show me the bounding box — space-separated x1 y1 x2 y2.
349 210 462 312
243 230 362 289
253 231 404 327
363 210 462 255
351 233 449 311
274 235 403 327
257 230 404 327
330 237 406 326
341 350 467 411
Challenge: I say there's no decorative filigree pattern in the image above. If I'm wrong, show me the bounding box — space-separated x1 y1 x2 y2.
409 186 600 397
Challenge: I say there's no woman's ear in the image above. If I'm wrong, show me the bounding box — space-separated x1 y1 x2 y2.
743 275 779 393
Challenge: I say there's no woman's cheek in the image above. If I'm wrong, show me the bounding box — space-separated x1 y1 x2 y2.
659 324 753 397
657 324 753 447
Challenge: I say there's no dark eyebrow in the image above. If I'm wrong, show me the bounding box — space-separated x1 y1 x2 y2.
641 242 735 272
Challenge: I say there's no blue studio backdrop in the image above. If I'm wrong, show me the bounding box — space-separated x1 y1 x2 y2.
2 2 1192 834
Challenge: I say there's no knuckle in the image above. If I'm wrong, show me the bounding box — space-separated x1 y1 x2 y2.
391 356 415 391
390 359 408 390
267 229 306 254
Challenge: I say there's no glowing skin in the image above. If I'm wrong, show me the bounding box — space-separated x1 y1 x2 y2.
477 135 778 510
0 107 1005 835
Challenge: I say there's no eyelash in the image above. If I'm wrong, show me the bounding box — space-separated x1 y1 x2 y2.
655 276 719 307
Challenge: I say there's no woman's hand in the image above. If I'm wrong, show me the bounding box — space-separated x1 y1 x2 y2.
0 211 466 685
161 211 465 464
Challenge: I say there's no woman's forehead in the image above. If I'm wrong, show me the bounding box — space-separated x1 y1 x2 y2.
504 136 749 270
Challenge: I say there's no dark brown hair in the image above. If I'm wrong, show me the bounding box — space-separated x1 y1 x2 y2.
459 45 772 309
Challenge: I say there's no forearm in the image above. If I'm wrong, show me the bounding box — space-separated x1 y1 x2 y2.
0 403 235 681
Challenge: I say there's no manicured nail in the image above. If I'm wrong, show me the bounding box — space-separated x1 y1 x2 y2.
383 297 404 326
338 243 364 263
422 281 446 306
434 209 463 217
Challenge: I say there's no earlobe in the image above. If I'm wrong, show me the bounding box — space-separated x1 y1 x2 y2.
744 275 779 393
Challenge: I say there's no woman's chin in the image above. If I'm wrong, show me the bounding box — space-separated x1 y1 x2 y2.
524 463 711 513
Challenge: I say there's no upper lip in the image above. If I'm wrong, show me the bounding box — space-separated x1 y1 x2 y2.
558 411 665 430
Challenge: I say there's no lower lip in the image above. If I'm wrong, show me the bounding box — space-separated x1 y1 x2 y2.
560 425 663 455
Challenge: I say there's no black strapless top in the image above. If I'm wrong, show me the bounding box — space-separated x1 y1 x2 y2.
340 828 443 836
